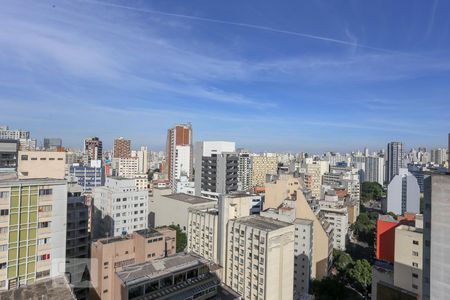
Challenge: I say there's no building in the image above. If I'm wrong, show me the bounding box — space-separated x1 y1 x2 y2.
187 193 258 267
0 276 75 300
113 137 131 158
386 169 420 215
376 215 398 263
319 198 348 250
92 177 148 239
430 148 447 165
69 164 104 193
91 227 176 300
225 215 295 300
84 137 103 165
134 146 148 174
365 156 384 185
251 154 277 188
0 139 18 172
305 161 329 199
386 142 403 184
166 124 193 192
194 141 238 198
0 125 30 140
114 253 239 300
237 149 252 191
43 138 62 151
0 177 67 291
175 175 195 195
264 174 332 280
394 221 423 297
423 174 450 300
149 193 214 231
65 179 90 299
260 205 314 298
17 150 66 179
112 157 139 178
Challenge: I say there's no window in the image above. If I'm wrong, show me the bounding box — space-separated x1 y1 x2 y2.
21 155 29 160
0 227 7 234
39 189 52 196
0 245 7 251
36 269 50 279
412 251 419 257
37 254 51 261
38 205 52 212
0 280 5 288
413 240 419 245
49 158 55 160
412 273 418 278
0 192 9 199
0 210 8 216
38 238 51 245
103 290 108 294
412 284 418 289
40 157 46 160
104 275 108 279
412 262 418 267
38 221 50 228
0 263 6 269
31 157 37 160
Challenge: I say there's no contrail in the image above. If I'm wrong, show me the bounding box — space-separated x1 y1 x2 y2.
76 0 393 53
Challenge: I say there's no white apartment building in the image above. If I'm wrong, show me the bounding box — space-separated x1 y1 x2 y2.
365 156 385 185
113 157 139 178
0 126 30 140
386 169 420 215
131 146 149 174
175 176 195 195
92 177 148 238
225 215 295 300
319 200 348 250
260 205 314 298
251 154 277 188
187 203 218 263
133 174 148 191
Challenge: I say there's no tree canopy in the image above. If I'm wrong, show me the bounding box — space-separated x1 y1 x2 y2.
361 182 384 203
351 211 378 246
168 224 187 252
346 259 372 294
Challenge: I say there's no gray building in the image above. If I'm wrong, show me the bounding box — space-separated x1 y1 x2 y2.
0 139 18 172
386 169 420 215
43 138 62 150
66 179 90 299
194 141 238 198
237 149 252 191
423 174 450 300
386 142 404 184
365 156 384 185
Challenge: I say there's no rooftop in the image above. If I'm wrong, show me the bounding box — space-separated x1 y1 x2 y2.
116 253 207 286
0 177 67 187
163 193 214 205
0 276 75 300
231 215 293 231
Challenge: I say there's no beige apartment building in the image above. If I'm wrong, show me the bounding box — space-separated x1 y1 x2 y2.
225 215 294 300
264 173 332 279
305 161 329 199
394 221 423 297
251 155 277 188
91 227 176 300
17 150 66 179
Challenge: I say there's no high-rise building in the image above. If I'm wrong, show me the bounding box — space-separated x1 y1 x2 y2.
166 124 193 192
251 154 277 188
305 160 329 199
112 157 139 178
0 125 30 140
43 138 62 151
423 174 450 300
264 174 333 280
430 148 446 165
0 177 67 291
225 215 295 300
194 141 238 199
113 137 131 158
84 137 102 165
92 177 148 239
69 164 104 193
386 142 403 184
386 169 420 215
90 227 176 300
0 139 18 172
65 179 89 299
237 149 252 191
365 156 385 185
134 146 148 174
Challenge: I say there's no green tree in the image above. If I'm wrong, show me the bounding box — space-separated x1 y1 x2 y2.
311 276 346 300
351 212 378 246
347 259 372 295
168 224 187 252
333 250 353 274
361 182 384 203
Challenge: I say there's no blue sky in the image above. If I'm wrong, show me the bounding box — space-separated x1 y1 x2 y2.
1 0 449 152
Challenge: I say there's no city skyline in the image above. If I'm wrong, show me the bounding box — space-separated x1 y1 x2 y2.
1 0 450 152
